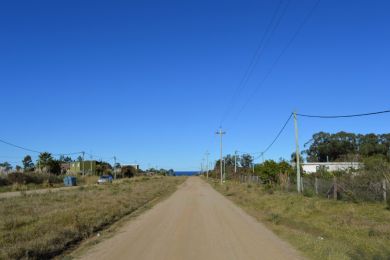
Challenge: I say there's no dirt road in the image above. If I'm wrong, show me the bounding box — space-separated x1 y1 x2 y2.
81 177 302 260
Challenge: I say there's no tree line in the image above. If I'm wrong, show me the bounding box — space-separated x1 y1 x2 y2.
303 132 390 162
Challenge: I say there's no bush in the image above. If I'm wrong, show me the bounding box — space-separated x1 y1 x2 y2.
303 188 315 197
0 176 10 186
6 172 63 185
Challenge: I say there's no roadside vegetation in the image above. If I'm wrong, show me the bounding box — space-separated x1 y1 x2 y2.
0 176 186 259
0 173 99 193
205 131 390 259
208 179 390 259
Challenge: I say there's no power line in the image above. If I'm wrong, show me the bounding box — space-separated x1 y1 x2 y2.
228 0 321 126
0 138 41 154
220 0 290 126
0 137 82 157
262 113 293 154
296 109 390 118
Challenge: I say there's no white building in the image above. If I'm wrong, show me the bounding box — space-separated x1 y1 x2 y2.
301 162 362 174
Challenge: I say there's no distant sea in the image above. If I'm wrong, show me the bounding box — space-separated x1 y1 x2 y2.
174 171 199 176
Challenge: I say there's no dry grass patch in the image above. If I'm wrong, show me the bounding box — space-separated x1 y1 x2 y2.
209 179 390 260
0 176 186 259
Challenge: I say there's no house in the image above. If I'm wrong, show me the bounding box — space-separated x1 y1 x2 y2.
70 160 97 174
301 162 362 174
60 163 71 174
122 164 139 170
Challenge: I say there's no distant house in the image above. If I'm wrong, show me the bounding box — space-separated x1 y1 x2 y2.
301 162 362 174
60 163 71 174
70 161 97 174
122 164 139 170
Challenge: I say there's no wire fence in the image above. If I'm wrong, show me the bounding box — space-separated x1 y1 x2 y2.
237 174 389 203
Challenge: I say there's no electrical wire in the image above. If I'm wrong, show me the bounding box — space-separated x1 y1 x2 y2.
229 0 321 126
0 138 41 154
220 0 291 126
262 113 293 154
0 137 83 157
296 109 390 118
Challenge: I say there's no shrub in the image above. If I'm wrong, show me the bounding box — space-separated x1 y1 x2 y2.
6 172 63 186
0 176 10 186
303 188 315 197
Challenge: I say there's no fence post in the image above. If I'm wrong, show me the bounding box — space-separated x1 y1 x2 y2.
333 176 337 200
383 179 387 203
315 176 319 195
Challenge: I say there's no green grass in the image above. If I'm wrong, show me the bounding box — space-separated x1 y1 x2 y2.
0 176 186 259
209 179 390 260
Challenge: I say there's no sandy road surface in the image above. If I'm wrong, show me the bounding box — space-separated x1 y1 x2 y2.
81 177 303 260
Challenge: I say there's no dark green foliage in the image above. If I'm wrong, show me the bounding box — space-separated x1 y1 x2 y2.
0 176 10 186
22 155 34 170
0 162 12 171
304 132 390 162
255 160 293 184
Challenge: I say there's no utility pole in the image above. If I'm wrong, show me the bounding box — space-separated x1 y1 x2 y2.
90 155 93 175
216 128 226 185
234 150 238 174
113 156 117 180
293 112 301 193
223 159 226 181
82 151 85 176
205 151 210 179
261 152 264 163
252 156 255 174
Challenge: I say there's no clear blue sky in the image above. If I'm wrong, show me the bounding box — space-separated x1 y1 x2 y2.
1 0 389 170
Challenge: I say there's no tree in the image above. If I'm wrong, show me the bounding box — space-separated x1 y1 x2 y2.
303 132 390 162
240 154 253 169
15 165 22 172
254 159 293 184
0 162 12 172
77 155 83 162
22 155 34 171
59 155 73 162
37 152 53 173
48 160 61 175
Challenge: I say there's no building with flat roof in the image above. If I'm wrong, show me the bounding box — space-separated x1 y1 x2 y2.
70 160 97 174
301 162 362 174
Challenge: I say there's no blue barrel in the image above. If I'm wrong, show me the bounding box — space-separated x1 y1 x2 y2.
64 176 77 186
69 176 77 186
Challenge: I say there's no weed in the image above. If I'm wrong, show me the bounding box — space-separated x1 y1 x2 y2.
209 179 390 260
0 176 186 259
303 188 314 198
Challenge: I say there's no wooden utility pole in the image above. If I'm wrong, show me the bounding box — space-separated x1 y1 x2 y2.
293 112 301 193
82 151 85 176
333 175 337 200
234 150 238 175
383 179 387 203
216 128 226 185
205 151 210 179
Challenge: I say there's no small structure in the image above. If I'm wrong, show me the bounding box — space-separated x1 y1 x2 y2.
70 161 97 175
60 163 71 174
301 162 362 174
63 176 77 186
